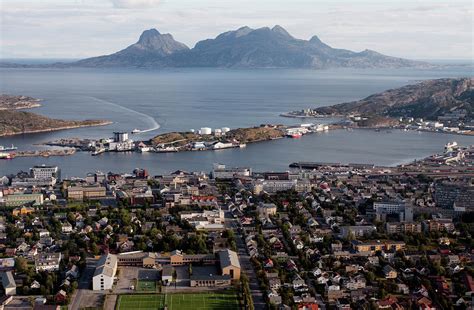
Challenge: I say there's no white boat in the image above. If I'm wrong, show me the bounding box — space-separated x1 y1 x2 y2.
91 148 106 156
138 147 151 153
155 147 178 153
0 152 13 160
131 129 141 134
0 144 18 151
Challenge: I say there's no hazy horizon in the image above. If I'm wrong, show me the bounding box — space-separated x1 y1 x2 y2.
1 0 472 60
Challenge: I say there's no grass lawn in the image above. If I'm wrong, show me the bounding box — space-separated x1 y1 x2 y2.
117 291 240 310
136 280 157 292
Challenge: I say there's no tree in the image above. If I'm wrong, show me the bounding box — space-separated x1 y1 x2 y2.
15 257 28 273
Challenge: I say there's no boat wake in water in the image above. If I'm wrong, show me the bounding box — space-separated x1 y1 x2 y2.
87 96 160 134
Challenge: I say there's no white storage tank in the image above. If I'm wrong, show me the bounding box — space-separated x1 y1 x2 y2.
214 128 222 135
221 127 230 133
200 127 212 135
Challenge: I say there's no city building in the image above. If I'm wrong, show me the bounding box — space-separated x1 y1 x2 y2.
92 254 117 291
258 203 277 219
212 164 252 179
351 240 406 254
30 165 61 181
35 253 62 272
386 222 422 234
0 271 16 295
218 249 241 280
67 185 106 201
4 193 44 207
435 182 474 211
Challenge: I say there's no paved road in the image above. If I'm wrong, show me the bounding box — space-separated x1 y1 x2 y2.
224 212 267 310
70 258 98 310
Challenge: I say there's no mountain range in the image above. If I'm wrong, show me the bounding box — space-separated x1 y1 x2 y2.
13 25 428 69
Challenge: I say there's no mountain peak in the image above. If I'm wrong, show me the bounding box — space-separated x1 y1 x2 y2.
234 26 253 37
271 25 292 38
309 35 322 44
138 29 161 43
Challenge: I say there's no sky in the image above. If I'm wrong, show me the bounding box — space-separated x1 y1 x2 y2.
0 0 472 60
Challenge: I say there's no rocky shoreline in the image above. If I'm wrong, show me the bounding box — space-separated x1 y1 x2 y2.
0 120 112 137
0 94 112 137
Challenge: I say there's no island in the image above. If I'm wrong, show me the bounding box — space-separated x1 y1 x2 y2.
0 94 42 110
0 94 112 137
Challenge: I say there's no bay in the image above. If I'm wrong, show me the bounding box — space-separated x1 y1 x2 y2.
0 66 473 176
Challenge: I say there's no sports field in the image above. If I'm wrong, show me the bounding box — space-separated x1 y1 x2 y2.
136 280 157 292
117 291 240 310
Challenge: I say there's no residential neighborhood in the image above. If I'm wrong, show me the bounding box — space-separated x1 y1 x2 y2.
0 144 472 309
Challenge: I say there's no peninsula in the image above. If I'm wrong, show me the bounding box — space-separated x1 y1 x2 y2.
44 123 332 156
0 95 111 137
284 78 474 133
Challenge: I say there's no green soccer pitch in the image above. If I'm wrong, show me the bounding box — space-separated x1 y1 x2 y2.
117 291 240 310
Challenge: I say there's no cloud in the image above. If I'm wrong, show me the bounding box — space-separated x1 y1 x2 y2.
111 0 160 9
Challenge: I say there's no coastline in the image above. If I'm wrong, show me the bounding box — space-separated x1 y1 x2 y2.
0 120 112 138
0 103 42 110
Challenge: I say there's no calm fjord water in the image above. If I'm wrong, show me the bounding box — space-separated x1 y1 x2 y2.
0 67 473 176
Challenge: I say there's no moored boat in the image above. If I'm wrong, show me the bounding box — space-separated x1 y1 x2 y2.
0 152 13 160
0 144 18 151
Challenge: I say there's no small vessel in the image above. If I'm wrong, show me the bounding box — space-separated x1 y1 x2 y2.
131 129 141 134
0 144 18 151
91 148 106 156
138 147 151 153
444 141 458 152
155 147 178 153
0 152 13 160
290 133 302 138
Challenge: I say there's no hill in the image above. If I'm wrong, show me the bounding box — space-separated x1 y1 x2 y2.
314 78 473 120
0 110 111 137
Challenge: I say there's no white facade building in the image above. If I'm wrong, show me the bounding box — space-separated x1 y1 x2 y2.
92 254 117 291
200 127 212 135
30 165 61 181
35 253 62 272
